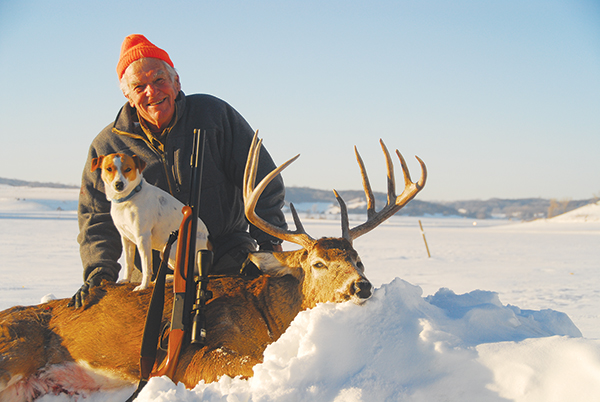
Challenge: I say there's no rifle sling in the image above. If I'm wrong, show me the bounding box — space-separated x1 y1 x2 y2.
126 231 178 401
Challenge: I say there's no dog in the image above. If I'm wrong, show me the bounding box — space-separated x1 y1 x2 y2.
91 153 210 291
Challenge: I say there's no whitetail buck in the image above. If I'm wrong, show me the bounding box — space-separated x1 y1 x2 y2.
0 135 426 401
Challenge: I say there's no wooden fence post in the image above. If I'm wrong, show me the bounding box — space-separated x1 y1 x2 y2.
418 220 431 258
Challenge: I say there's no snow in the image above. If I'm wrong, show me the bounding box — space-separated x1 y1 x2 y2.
1 185 599 402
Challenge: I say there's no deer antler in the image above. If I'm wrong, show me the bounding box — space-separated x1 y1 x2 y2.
337 139 427 243
243 132 316 249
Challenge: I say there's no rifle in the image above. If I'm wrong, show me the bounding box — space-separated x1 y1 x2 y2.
126 129 212 401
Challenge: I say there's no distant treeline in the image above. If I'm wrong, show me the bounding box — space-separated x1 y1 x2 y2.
285 186 597 220
0 177 78 189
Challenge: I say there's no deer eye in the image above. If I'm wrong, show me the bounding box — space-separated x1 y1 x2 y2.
313 261 326 269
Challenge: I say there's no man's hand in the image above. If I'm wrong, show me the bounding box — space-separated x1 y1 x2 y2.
67 273 112 308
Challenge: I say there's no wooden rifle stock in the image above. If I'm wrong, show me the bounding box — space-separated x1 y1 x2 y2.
152 206 194 379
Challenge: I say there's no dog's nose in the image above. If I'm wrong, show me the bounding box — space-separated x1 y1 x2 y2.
115 181 124 191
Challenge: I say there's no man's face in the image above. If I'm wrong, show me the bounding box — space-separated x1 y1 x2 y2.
122 58 181 132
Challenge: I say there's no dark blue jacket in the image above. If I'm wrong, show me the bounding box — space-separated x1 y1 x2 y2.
78 92 287 282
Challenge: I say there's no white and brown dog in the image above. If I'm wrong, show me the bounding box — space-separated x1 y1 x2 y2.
91 153 210 291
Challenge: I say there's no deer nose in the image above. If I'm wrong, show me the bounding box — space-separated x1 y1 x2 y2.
115 181 124 191
353 279 372 299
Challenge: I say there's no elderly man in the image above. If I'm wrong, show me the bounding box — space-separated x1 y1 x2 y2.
70 34 287 307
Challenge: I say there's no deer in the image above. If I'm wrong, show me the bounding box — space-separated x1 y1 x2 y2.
0 134 426 402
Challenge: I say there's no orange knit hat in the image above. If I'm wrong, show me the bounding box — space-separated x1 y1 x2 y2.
116 34 174 79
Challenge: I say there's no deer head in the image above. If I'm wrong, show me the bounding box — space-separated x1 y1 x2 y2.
244 132 427 309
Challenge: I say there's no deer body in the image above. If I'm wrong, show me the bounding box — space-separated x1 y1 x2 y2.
0 278 300 399
0 239 370 401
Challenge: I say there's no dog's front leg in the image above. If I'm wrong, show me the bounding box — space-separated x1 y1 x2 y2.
119 237 136 284
134 234 153 291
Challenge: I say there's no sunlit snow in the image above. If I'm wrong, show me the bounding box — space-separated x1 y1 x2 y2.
1 185 599 402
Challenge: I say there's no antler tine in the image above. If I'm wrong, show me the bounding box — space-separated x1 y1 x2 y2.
333 189 351 242
243 132 260 200
348 143 427 241
414 155 427 189
395 152 427 200
396 150 427 191
243 131 315 249
380 139 396 206
395 149 413 187
288 203 307 234
354 146 377 220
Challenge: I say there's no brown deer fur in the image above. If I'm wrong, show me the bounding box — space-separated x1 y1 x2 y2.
0 238 369 401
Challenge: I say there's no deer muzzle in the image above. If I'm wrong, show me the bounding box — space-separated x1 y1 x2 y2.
352 279 373 300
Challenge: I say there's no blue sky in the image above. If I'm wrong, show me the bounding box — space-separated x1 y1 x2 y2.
1 0 598 201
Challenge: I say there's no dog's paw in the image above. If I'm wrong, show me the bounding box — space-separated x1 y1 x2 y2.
133 284 149 291
117 278 131 284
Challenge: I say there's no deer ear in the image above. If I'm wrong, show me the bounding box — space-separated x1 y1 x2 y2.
248 251 303 279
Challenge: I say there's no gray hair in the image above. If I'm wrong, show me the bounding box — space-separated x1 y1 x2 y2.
119 58 179 96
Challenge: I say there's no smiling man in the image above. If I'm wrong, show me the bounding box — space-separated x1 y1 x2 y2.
122 57 181 133
72 35 287 307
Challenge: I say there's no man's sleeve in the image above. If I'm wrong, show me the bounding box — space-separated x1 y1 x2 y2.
224 104 289 246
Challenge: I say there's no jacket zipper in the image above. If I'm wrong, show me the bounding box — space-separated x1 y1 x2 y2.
161 151 179 195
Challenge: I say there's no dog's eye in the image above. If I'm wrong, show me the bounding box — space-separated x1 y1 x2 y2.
124 167 132 173
106 167 112 172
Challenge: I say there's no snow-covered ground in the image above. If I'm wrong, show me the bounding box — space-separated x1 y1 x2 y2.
1 184 599 402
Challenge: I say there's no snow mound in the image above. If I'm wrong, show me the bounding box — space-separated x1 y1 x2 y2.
40 293 57 303
130 278 597 402
549 201 600 222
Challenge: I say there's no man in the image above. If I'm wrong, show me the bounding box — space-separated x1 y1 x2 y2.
70 34 287 307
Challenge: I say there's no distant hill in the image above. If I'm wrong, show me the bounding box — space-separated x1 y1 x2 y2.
0 177 78 189
285 186 597 220
440 198 594 220
285 187 458 217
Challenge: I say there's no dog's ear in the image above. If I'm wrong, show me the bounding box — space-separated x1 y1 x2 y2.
132 155 146 172
91 156 104 172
